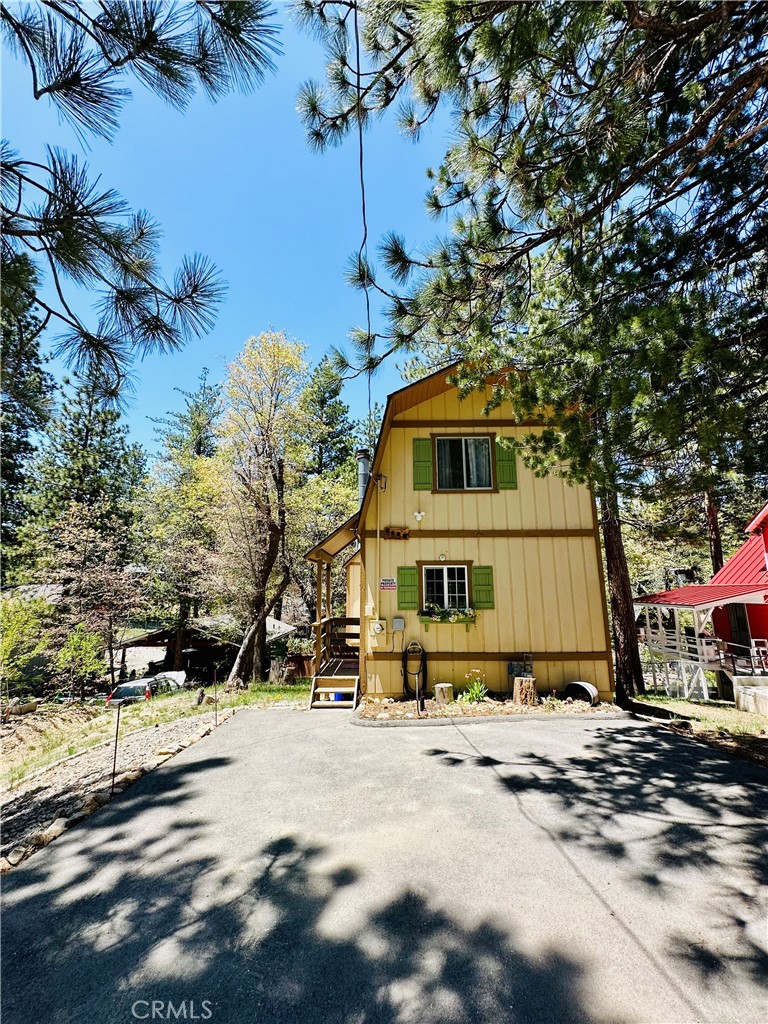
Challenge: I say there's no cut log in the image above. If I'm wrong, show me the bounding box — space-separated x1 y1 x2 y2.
513 677 537 706
7 700 38 716
434 683 454 705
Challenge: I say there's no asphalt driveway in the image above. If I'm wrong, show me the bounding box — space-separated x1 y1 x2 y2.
2 710 766 1024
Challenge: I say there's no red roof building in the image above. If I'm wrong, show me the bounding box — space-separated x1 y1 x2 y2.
710 500 768 649
634 501 768 701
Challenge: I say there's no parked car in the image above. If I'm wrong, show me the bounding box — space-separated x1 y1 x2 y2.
152 670 186 691
105 681 151 706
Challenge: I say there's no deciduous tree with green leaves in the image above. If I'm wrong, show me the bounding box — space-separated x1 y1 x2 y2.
0 595 52 699
214 331 313 684
54 622 104 702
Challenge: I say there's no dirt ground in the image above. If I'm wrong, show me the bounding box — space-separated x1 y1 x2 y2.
632 696 768 770
1 704 105 772
662 719 768 770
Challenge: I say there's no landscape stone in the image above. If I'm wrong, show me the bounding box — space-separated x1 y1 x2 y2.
43 818 69 840
7 847 28 866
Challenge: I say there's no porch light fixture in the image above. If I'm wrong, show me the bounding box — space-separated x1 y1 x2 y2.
413 511 425 521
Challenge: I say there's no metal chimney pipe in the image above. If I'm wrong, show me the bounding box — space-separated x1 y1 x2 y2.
356 448 371 505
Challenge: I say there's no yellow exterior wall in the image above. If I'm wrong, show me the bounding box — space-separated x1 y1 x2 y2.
359 385 613 700
345 552 361 619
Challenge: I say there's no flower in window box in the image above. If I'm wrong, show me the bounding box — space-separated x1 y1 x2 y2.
421 604 477 623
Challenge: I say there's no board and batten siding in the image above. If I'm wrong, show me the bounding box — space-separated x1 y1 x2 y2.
357 386 613 700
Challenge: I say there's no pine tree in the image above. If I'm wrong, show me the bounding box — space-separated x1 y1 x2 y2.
1 1 281 385
0 253 54 569
142 371 222 669
15 376 145 578
299 356 354 475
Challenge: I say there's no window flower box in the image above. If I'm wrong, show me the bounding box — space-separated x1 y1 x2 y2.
418 605 478 632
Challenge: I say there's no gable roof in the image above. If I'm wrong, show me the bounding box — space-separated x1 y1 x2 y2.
710 531 768 589
358 362 461 526
305 363 459 562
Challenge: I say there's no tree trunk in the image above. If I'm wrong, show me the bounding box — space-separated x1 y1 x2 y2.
600 489 645 707
107 614 116 689
228 618 259 685
703 488 724 574
227 574 291 687
253 618 268 683
173 595 190 671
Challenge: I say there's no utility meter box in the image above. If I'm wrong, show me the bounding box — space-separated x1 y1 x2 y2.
369 619 387 636
392 617 405 632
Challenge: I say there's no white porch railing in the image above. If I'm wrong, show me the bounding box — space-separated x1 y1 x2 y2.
641 628 723 666
640 629 768 677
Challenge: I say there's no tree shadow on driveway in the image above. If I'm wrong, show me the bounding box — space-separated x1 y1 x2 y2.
2 756 620 1024
425 722 768 999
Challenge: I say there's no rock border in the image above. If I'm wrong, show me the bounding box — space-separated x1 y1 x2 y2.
351 704 630 728
0 706 242 875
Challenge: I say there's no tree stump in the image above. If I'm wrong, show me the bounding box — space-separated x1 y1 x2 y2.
434 683 454 705
513 677 537 706
269 659 295 685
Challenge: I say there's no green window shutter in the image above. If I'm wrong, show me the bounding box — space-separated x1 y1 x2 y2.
412 437 433 490
495 438 517 489
472 566 495 609
397 566 419 610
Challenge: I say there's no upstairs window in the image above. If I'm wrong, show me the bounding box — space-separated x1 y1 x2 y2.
435 436 493 490
423 565 469 609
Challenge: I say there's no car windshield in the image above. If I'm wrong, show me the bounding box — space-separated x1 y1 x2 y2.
110 684 146 698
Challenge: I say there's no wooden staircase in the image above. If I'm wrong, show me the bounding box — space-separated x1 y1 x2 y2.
309 616 361 710
310 658 360 709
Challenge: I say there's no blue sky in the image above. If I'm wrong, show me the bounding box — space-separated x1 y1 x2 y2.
2 5 452 453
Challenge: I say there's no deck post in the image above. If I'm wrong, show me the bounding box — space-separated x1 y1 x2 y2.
325 562 332 622
315 559 323 670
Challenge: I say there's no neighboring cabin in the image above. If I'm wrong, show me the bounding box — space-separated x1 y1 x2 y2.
307 366 614 705
710 501 768 655
635 500 768 711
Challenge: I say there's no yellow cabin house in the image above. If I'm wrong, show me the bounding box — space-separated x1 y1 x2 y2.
306 366 614 708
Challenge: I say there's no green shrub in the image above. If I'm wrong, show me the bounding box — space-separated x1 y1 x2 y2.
459 675 488 704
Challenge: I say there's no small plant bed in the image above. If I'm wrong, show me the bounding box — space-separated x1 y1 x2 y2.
634 695 768 770
358 694 617 722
